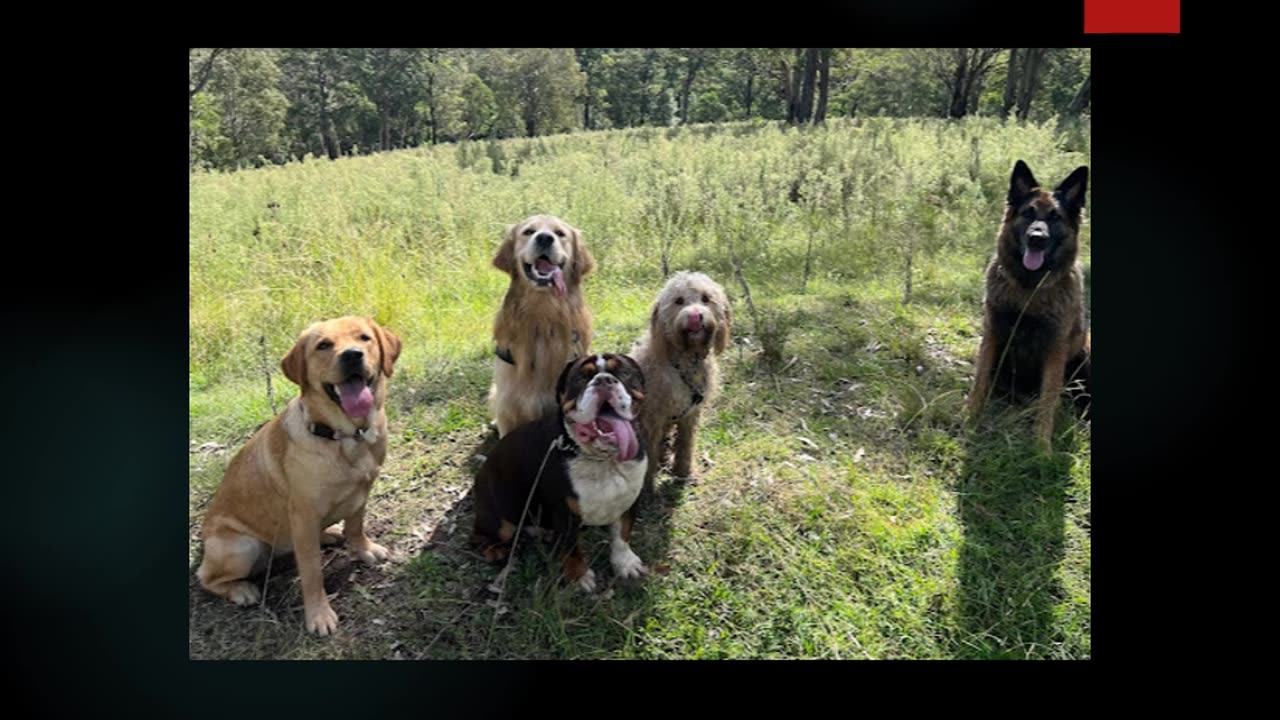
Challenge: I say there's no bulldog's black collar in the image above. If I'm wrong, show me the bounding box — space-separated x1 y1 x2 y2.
556 423 580 457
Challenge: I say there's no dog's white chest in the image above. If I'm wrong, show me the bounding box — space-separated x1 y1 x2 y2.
567 456 646 526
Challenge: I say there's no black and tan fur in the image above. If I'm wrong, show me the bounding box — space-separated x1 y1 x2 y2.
471 353 649 592
967 160 1091 451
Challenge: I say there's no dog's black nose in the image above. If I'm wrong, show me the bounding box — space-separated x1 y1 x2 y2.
535 232 554 248
593 375 617 385
1026 221 1050 246
340 348 364 365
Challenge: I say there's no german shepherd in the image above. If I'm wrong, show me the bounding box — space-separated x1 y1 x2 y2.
967 159 1091 451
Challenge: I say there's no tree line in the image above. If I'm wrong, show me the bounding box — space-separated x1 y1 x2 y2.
189 48 1091 171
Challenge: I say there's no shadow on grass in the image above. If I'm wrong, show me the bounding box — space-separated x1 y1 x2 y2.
954 402 1077 659
390 420 689 660
187 527 405 660
187 358 497 660
384 329 683 659
725 290 1086 658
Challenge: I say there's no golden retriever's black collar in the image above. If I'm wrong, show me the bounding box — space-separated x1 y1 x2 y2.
308 422 370 442
497 329 581 367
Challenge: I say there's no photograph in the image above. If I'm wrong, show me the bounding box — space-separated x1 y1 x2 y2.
188 46 1093 660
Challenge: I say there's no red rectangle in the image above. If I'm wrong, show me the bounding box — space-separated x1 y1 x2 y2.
1085 0 1181 33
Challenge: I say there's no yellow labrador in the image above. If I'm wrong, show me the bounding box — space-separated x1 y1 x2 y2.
196 316 402 635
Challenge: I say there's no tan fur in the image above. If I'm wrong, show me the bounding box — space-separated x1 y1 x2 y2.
631 271 732 493
489 214 595 436
562 543 591 585
196 316 402 636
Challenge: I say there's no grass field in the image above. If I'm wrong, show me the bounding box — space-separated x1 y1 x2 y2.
188 117 1090 659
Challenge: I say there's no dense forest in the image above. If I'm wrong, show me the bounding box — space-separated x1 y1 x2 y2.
189 48 1091 171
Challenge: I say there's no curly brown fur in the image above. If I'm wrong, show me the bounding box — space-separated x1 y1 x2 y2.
967 160 1091 452
489 214 596 437
631 271 732 495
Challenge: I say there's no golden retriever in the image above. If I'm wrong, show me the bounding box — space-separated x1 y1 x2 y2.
196 316 402 636
489 214 595 437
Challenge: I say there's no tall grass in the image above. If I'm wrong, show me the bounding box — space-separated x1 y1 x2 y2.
190 116 1089 398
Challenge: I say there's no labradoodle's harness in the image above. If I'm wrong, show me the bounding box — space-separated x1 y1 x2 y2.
669 354 707 422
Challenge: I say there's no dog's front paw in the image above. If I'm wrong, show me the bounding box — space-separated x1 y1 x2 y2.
321 524 345 546
964 394 985 424
576 568 597 593
226 581 261 606
305 602 339 636
611 546 648 581
672 457 696 479
354 541 390 564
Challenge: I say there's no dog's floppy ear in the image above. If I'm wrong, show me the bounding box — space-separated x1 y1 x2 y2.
493 224 518 275
713 294 732 355
555 358 577 402
1008 160 1039 206
369 318 402 378
646 301 664 347
569 224 595 283
280 331 310 388
616 353 646 395
1055 166 1089 218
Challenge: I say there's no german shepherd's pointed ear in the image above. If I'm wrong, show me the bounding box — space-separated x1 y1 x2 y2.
493 224 518 275
369 318 402 378
281 330 310 388
569 223 595 283
1008 160 1040 205
1055 166 1089 218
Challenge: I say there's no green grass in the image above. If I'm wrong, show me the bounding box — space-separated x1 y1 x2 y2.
189 117 1090 659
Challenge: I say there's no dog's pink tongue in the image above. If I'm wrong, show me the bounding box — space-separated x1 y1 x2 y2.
598 415 639 462
1023 248 1045 271
337 378 374 418
617 419 638 461
552 266 566 296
